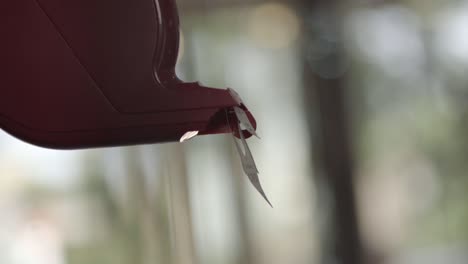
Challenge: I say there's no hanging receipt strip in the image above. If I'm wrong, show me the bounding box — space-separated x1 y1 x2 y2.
180 88 271 206
233 106 260 139
227 88 271 206
232 106 272 207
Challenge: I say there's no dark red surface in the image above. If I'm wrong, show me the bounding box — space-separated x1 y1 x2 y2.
0 0 256 149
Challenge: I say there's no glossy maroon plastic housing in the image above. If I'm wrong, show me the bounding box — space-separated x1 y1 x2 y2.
0 0 256 149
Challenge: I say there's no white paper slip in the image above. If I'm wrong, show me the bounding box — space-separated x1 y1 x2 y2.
233 106 260 139
233 123 272 207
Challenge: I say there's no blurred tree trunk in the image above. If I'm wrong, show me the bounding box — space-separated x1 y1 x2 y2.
300 1 364 264
125 147 172 264
226 138 256 264
164 144 198 264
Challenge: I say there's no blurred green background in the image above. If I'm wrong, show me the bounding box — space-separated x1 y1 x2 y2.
2 0 468 263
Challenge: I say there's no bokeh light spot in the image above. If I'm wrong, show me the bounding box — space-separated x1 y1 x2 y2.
247 3 300 49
